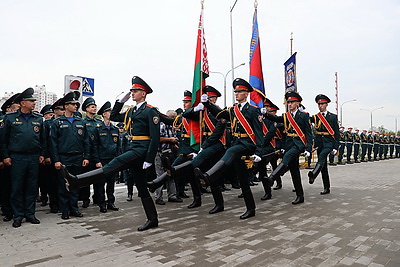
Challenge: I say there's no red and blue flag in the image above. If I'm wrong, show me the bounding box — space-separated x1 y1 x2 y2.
249 9 266 108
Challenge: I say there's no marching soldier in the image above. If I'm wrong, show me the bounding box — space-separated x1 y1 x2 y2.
383 134 389 159
2 88 46 227
193 78 263 218
395 135 400 158
62 76 161 231
366 130 374 161
353 129 361 163
378 133 385 160
50 92 89 220
308 94 339 195
0 93 20 223
360 129 368 162
263 91 313 204
148 86 227 209
389 134 395 158
80 97 102 208
92 101 120 212
344 127 354 164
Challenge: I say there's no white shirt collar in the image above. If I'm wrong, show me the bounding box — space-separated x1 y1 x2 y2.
135 101 145 110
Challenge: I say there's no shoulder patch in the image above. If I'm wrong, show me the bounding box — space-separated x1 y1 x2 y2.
153 116 159 125
258 115 263 122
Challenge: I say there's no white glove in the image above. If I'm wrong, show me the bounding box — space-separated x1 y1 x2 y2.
198 148 203 154
189 152 197 159
118 91 131 103
304 151 311 158
200 94 208 103
194 103 204 112
142 161 152 169
331 149 337 155
281 149 285 154
260 107 267 114
253 155 262 162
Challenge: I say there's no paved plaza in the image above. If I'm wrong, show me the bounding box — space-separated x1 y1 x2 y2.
1 159 399 267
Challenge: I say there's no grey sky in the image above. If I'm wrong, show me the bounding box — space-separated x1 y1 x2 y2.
1 0 399 131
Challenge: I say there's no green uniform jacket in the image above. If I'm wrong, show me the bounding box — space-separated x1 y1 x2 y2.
310 112 340 150
1 110 46 157
92 122 120 162
83 116 102 160
110 101 160 163
50 115 90 163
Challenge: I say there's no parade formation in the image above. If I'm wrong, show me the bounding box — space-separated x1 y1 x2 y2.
1 77 399 231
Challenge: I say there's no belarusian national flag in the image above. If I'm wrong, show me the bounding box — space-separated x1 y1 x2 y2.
190 6 209 150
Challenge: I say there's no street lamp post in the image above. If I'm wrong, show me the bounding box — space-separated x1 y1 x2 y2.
360 107 384 131
387 115 400 133
210 63 245 107
340 99 356 126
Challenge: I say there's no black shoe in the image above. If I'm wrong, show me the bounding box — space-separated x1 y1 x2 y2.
292 189 296 192
178 192 190 199
82 200 90 208
137 219 158 231
209 205 224 214
261 193 271 200
231 184 241 189
40 201 48 207
168 197 183 203
12 220 22 228
187 198 201 209
99 206 107 213
337 162 345 165
26 217 40 224
107 204 119 211
329 162 337 166
308 173 315 184
273 184 282 190
61 212 69 220
3 214 13 222
70 211 83 217
240 209 255 219
249 181 257 186
320 188 330 195
238 193 244 198
355 160 361 163
155 199 165 205
346 161 353 164
126 194 133 201
292 196 304 205
200 186 212 193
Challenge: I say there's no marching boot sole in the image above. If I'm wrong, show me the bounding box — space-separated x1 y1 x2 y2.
137 219 158 231
308 171 315 184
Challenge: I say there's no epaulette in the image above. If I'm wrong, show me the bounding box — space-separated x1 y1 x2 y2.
33 111 43 117
5 110 17 114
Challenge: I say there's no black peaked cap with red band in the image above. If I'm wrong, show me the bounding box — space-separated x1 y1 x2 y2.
285 91 302 102
315 94 331 104
130 76 153 94
233 78 253 92
203 85 221 97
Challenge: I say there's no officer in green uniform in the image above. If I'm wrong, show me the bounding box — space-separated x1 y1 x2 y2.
378 133 385 159
2 88 46 228
194 78 263 219
80 97 102 208
62 76 160 231
0 93 20 222
50 91 89 220
395 135 400 158
360 129 368 162
383 134 389 159
336 126 346 165
373 132 381 161
353 129 361 163
366 130 374 161
389 134 395 158
255 99 282 200
148 86 226 209
264 91 313 204
38 104 54 208
92 101 120 213
308 94 339 195
344 127 354 164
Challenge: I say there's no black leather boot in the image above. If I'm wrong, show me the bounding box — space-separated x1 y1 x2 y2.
187 176 202 209
194 160 227 186
265 163 288 187
208 187 224 214
320 188 330 195
308 163 323 184
137 196 158 231
61 165 105 190
240 189 256 219
292 196 304 205
260 176 272 200
147 172 170 193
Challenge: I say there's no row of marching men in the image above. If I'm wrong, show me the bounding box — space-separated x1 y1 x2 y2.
328 127 399 165
0 88 123 228
60 76 359 231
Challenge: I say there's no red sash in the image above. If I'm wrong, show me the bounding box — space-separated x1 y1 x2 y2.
316 112 335 136
233 104 256 145
204 110 226 145
261 121 276 148
286 112 307 145
182 117 190 134
276 128 282 139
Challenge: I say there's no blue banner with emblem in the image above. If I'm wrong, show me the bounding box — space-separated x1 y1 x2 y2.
284 52 297 93
79 76 95 96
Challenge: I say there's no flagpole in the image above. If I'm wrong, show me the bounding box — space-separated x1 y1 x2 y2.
199 0 204 148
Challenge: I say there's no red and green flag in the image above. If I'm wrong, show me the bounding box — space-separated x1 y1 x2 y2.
190 6 209 150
